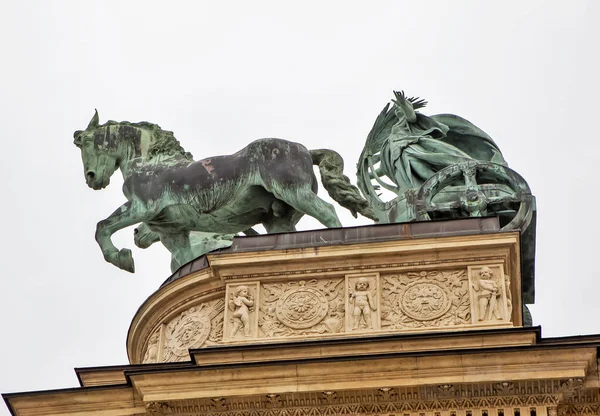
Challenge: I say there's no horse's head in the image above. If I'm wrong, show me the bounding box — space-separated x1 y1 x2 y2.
73 110 121 190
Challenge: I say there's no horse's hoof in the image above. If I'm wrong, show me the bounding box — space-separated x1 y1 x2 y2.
118 248 135 273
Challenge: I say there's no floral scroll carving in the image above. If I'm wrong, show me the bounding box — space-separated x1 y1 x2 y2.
381 270 470 329
276 286 329 329
260 279 345 337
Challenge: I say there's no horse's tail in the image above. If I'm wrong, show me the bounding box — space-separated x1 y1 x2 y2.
310 149 378 221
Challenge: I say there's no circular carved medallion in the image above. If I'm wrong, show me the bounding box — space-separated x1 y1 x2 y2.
400 282 451 321
276 287 329 329
165 310 211 358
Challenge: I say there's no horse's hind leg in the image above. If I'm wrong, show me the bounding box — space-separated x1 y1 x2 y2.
159 231 195 273
275 188 342 229
262 213 297 233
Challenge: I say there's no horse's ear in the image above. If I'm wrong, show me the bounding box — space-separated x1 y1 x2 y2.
73 130 83 147
86 109 99 130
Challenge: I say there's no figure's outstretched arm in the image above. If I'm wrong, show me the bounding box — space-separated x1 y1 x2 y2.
95 201 153 272
392 90 417 123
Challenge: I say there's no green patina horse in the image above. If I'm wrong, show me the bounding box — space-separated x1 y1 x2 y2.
74 110 375 273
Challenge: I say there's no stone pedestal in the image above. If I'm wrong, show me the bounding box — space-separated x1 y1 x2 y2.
129 227 522 364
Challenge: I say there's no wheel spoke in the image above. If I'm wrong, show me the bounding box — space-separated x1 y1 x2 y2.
487 195 520 206
429 201 462 212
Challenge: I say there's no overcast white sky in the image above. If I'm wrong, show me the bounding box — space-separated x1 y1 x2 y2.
1 1 599 414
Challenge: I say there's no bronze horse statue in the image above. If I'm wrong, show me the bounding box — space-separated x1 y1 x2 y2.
74 111 375 273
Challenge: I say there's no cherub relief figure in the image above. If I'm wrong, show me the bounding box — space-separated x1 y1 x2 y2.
349 277 377 329
472 267 502 321
142 332 159 363
229 285 254 337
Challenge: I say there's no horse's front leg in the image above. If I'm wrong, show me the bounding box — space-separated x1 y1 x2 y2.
95 201 151 273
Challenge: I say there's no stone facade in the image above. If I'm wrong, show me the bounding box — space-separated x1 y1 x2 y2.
5 227 599 416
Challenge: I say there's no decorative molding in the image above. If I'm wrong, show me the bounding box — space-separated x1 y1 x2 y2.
558 378 585 400
220 256 506 281
145 401 173 415
150 382 587 416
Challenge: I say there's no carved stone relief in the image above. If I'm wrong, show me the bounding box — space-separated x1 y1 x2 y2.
204 308 223 347
139 264 518 362
468 265 509 323
259 279 345 337
162 299 224 362
381 269 470 329
142 328 161 364
224 283 258 340
346 273 379 331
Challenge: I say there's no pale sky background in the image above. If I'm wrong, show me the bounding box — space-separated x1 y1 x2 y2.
1 1 599 414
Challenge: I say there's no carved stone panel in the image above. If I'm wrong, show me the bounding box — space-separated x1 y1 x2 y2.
162 299 224 362
381 269 471 329
402 281 452 320
259 279 345 337
468 265 510 323
224 282 259 340
346 273 380 331
276 286 328 329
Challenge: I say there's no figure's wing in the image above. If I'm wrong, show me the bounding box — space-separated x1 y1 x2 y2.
357 103 399 200
370 289 378 309
363 103 397 155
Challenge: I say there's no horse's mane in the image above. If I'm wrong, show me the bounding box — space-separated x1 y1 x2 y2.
103 120 194 160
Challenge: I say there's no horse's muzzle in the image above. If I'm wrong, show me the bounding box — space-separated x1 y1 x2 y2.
86 171 109 190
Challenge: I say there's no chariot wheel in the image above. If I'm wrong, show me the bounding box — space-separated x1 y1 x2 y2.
415 161 534 231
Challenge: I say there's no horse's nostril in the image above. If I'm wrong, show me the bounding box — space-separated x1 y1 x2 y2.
87 171 96 180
